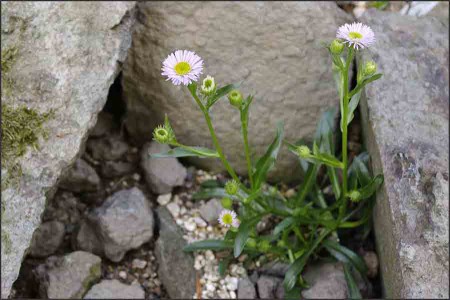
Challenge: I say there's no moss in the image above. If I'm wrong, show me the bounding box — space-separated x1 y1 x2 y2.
1 45 18 97
1 230 12 254
80 262 101 298
1 104 54 190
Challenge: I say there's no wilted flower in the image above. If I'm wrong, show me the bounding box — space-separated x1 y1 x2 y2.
218 209 240 228
161 50 203 85
201 75 216 96
336 22 375 50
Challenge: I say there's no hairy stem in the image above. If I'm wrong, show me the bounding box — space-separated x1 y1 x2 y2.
240 109 254 189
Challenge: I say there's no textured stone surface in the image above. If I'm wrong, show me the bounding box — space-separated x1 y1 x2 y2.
29 220 65 258
84 279 145 299
237 277 257 299
0 2 135 298
122 2 352 181
140 141 187 194
198 198 222 225
76 187 154 262
154 207 196 299
86 134 129 161
59 159 101 193
34 251 101 299
257 275 282 299
359 9 449 299
301 262 348 299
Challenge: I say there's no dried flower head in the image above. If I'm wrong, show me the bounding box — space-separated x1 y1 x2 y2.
218 209 240 228
161 50 203 85
336 22 375 50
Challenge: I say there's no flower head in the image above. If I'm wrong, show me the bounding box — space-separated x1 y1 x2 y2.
225 179 239 196
336 22 375 50
296 145 311 158
161 50 203 85
330 39 344 55
228 89 243 108
218 209 240 228
153 125 171 144
201 75 216 96
348 190 361 202
363 61 377 76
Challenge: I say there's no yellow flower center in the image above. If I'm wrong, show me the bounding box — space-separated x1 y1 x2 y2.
349 32 363 39
174 62 191 75
222 213 233 225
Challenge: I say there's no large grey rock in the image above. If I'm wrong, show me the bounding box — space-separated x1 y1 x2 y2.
76 187 154 262
34 251 102 299
259 261 290 278
237 277 257 299
301 262 348 299
84 279 145 299
122 2 352 182
0 2 136 298
86 134 129 161
257 275 282 299
59 159 101 193
359 9 449 299
154 207 196 299
140 141 187 194
29 220 65 258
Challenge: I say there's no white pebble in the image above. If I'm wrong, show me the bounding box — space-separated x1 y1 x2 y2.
184 219 197 232
157 193 172 206
205 250 215 261
229 290 237 299
194 217 207 227
131 258 147 269
166 202 180 217
118 271 127 279
206 282 216 292
225 276 239 291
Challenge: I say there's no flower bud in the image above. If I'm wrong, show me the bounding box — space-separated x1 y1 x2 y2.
348 190 361 202
247 238 257 248
153 125 170 144
228 89 243 108
258 240 271 253
296 145 311 158
363 61 377 77
200 75 216 96
277 240 286 248
221 197 233 209
225 180 239 196
330 39 344 55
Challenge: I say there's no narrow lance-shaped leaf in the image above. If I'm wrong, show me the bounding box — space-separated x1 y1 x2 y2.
356 174 384 200
234 218 260 257
348 73 383 99
344 264 362 299
150 146 219 158
207 82 242 109
192 187 228 200
322 239 368 276
253 121 284 189
183 239 233 252
347 90 362 126
273 217 295 236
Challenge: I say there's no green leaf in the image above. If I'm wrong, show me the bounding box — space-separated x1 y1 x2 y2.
368 1 389 10
187 82 198 98
150 146 219 158
207 82 241 108
219 257 232 276
253 121 284 189
200 179 222 189
192 188 228 200
347 90 362 126
322 239 367 276
303 152 344 169
234 218 260 257
344 264 362 299
283 230 331 291
348 73 383 99
295 163 319 206
284 286 302 299
273 217 295 236
357 174 384 200
183 239 233 252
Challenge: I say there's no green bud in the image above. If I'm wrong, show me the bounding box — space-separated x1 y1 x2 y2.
330 39 344 55
221 197 233 209
153 125 170 144
230 226 239 233
200 75 216 96
348 190 361 202
247 238 257 248
243 197 251 205
296 145 311 158
277 240 286 248
228 89 243 108
258 240 271 253
363 61 377 77
225 180 239 196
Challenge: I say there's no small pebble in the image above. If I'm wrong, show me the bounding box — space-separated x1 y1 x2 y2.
132 258 147 269
184 219 197 231
166 202 180 217
157 193 172 206
119 271 127 279
132 173 141 181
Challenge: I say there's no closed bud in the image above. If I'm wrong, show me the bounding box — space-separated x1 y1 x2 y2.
330 39 344 55
247 238 257 248
258 240 271 253
221 197 233 209
153 125 170 144
348 190 361 202
277 240 286 248
201 75 216 96
296 145 311 158
225 180 239 196
363 61 377 77
228 89 243 108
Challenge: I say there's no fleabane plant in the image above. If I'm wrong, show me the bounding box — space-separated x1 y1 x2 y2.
152 22 383 297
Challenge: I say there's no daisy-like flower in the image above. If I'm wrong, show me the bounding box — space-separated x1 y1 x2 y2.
336 22 375 50
161 50 203 85
218 209 240 228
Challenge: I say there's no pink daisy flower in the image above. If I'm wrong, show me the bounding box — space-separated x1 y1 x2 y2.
336 22 375 50
161 50 203 86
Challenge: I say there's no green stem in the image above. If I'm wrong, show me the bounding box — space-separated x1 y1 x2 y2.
339 47 354 221
240 109 254 189
190 89 250 194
